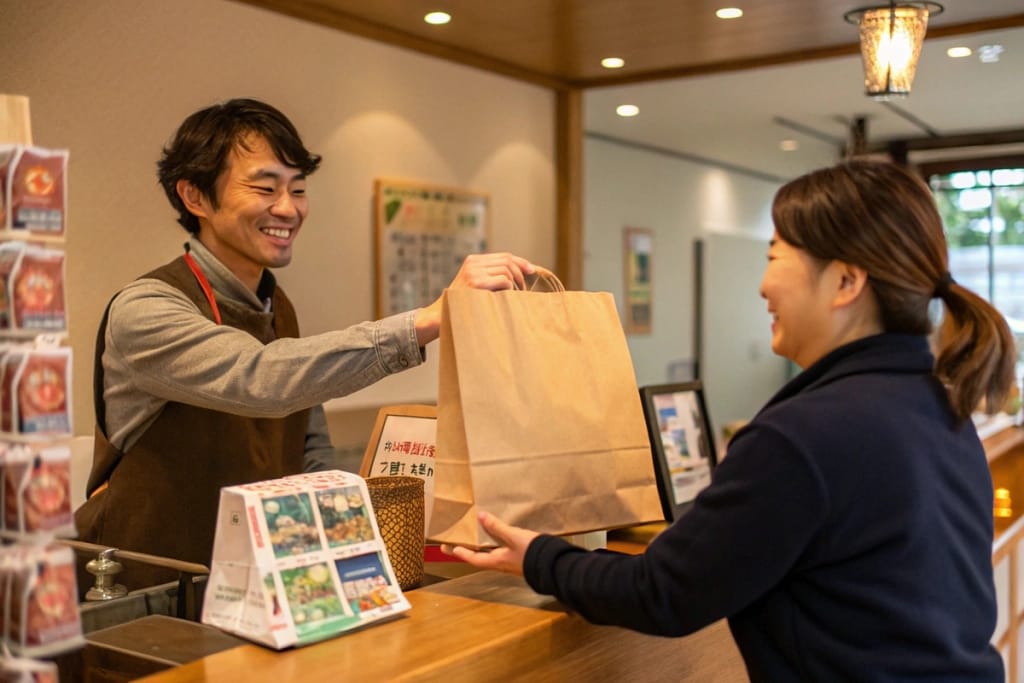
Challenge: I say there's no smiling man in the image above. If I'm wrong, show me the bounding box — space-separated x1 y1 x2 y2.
74 99 533 589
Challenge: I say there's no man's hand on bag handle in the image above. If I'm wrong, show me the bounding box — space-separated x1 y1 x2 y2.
440 511 539 576
414 252 535 346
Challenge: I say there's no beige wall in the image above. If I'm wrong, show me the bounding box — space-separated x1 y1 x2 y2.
1 0 557 445
583 136 789 436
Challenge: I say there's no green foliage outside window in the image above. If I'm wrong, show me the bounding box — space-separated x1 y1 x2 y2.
938 191 1024 248
931 169 1024 397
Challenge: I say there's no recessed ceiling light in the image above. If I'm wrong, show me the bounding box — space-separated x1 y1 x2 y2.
716 7 743 19
978 44 1004 63
424 11 451 25
616 104 639 118
779 139 799 152
946 46 972 58
601 57 625 69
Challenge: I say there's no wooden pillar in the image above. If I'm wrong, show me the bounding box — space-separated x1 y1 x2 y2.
555 88 583 290
888 140 909 166
844 115 868 159
0 94 33 145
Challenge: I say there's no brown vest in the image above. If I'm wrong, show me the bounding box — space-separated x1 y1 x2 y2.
74 256 309 590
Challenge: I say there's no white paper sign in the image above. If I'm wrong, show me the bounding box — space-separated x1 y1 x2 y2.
360 405 437 533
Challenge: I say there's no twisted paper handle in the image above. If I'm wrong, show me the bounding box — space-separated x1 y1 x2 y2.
519 266 565 292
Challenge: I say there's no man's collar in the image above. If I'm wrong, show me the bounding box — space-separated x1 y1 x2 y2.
185 236 269 308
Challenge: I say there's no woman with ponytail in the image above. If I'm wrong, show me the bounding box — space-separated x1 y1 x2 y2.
446 160 1013 682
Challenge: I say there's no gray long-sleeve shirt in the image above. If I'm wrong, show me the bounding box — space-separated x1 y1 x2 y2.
101 236 423 470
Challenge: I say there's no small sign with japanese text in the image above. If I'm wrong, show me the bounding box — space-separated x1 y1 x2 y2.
360 405 437 534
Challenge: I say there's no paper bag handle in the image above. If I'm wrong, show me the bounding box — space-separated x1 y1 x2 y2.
519 266 565 292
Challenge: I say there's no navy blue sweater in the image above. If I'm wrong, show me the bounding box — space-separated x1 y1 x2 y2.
524 334 1002 682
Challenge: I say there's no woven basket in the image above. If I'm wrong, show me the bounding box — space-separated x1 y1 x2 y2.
366 476 425 590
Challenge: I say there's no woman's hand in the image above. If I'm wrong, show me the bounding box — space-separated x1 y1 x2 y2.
440 511 539 576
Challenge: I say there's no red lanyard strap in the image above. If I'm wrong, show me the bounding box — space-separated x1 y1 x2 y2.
183 244 222 325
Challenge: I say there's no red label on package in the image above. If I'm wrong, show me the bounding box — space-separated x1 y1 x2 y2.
10 148 67 235
13 248 66 331
17 352 71 435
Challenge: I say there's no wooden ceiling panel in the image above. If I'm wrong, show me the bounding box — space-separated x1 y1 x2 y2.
229 0 1024 185
233 0 1024 87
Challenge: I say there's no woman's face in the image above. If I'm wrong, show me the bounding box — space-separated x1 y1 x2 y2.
759 232 839 368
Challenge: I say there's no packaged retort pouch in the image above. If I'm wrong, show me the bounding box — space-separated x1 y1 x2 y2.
0 146 20 232
3 444 73 537
0 545 21 646
0 440 13 532
10 245 66 333
0 242 24 330
13 348 72 437
0 345 24 434
9 147 67 237
0 655 58 683
2 445 32 533
5 543 83 658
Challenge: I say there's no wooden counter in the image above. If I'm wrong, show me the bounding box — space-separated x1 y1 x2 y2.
79 423 1024 682
137 568 744 682
140 423 1017 681
110 422 1024 682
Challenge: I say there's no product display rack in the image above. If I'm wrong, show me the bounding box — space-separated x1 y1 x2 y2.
0 93 83 680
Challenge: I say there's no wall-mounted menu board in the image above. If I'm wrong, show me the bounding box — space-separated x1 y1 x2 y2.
374 178 489 319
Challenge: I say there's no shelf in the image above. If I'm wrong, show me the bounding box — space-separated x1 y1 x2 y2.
0 229 65 245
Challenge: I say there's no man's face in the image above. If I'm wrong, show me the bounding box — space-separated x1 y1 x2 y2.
192 134 309 289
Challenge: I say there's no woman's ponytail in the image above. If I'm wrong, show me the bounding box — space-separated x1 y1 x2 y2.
934 280 1016 421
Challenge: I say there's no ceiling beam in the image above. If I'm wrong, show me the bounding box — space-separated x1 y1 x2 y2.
917 154 1024 177
868 128 1024 154
233 2 1024 91
230 0 570 90
570 14 1024 89
925 13 1024 40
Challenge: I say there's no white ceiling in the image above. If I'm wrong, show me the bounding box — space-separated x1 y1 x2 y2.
584 24 1024 181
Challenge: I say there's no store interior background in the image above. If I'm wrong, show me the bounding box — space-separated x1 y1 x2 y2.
3 0 1022 466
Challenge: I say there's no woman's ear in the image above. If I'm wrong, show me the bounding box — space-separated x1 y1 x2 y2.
176 179 209 219
832 261 871 309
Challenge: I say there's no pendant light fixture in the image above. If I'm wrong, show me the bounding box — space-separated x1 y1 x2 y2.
844 1 944 99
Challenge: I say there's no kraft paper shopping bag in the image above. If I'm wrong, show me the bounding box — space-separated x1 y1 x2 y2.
427 278 662 548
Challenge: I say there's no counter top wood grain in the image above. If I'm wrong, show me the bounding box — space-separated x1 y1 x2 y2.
138 568 745 682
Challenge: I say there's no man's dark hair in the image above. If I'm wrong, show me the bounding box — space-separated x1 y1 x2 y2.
157 98 322 234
